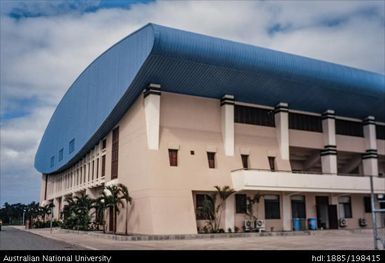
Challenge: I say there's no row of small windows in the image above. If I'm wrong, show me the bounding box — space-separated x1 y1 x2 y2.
168 149 276 170
50 138 75 168
49 138 108 168
235 105 385 139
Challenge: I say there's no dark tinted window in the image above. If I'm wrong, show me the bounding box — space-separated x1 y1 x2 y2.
235 194 247 213
196 194 214 220
241 155 249 169
207 152 216 168
336 119 363 137
69 139 75 153
364 196 372 213
168 149 178 167
265 195 280 219
111 127 119 179
377 125 385 140
291 196 306 218
289 113 322 132
58 149 63 161
235 105 275 127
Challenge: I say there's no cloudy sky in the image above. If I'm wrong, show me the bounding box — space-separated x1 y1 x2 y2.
1 0 384 206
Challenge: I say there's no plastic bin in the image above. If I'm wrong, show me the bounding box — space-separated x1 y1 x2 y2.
307 218 317 230
292 218 301 231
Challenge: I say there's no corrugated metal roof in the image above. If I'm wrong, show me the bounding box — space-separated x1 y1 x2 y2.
35 23 385 174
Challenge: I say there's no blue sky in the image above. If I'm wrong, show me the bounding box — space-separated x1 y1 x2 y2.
1 0 384 206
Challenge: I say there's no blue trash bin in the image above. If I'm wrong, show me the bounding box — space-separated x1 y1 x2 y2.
307 218 317 230
292 218 301 231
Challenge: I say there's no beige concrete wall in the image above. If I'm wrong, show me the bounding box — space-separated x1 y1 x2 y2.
289 130 323 149
336 135 365 153
40 91 382 235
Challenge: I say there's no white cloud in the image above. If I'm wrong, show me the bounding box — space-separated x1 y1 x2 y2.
1 0 384 204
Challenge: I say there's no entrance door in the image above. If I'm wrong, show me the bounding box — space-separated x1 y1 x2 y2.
328 205 338 229
109 207 114 232
316 196 329 229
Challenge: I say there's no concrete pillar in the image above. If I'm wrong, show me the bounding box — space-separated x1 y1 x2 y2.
274 103 289 160
53 197 61 220
221 95 234 156
362 116 378 176
282 193 292 231
40 174 48 203
224 194 235 232
321 110 337 174
143 83 161 150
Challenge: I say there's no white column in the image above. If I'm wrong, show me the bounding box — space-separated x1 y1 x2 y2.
224 194 235 232
144 83 161 150
53 197 61 220
363 116 378 176
282 193 292 231
221 95 234 156
321 110 337 174
274 103 289 160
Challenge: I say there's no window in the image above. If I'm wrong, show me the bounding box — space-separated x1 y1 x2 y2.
207 152 216 169
235 194 247 213
338 196 352 218
168 149 178 167
83 165 86 183
268 156 276 171
264 195 280 219
101 155 106 178
364 196 372 213
289 113 322 132
234 105 275 127
80 167 82 184
291 195 306 218
96 158 99 179
190 150 195 155
241 154 249 169
111 127 119 179
69 138 75 153
196 194 214 220
92 160 94 180
336 119 363 137
58 149 63 162
102 139 107 149
50 156 55 167
87 163 90 182
377 125 385 140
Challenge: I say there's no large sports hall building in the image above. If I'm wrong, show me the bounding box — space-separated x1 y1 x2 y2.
35 24 385 235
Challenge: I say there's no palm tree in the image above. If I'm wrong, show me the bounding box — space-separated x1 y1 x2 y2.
102 184 132 234
212 185 235 232
40 203 54 223
246 193 261 220
118 184 132 235
195 186 235 233
103 185 124 234
93 196 106 232
73 193 94 230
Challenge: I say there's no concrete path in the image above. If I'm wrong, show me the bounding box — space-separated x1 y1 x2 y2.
0 226 85 250
10 227 376 250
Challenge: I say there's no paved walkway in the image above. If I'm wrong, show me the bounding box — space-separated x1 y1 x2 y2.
9 226 377 250
0 226 84 250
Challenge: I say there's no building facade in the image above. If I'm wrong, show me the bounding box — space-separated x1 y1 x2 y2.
35 24 385 235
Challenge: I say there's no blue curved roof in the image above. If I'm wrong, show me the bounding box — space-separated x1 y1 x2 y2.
35 23 385 174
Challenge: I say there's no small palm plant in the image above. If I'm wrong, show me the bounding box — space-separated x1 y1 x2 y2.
102 184 133 234
197 185 235 233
